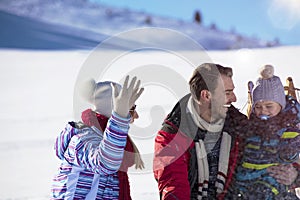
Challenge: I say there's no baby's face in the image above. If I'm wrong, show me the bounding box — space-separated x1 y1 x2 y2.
254 100 282 118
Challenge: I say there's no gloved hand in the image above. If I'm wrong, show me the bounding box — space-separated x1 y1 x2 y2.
112 75 144 118
267 164 298 186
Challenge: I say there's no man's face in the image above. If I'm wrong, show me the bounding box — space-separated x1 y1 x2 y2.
210 75 237 120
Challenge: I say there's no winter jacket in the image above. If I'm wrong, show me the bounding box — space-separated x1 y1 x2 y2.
80 109 136 200
153 94 247 200
227 96 300 200
51 111 130 200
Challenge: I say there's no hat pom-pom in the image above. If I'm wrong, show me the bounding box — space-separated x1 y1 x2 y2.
78 78 96 103
260 64 274 79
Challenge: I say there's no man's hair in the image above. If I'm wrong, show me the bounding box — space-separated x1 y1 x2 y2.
189 63 233 101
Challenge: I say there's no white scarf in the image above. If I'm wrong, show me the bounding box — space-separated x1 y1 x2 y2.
187 97 232 199
187 97 224 132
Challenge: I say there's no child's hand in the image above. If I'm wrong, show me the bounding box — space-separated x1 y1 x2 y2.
267 164 298 185
112 75 144 118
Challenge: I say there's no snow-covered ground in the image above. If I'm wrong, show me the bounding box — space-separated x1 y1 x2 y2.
1 45 300 199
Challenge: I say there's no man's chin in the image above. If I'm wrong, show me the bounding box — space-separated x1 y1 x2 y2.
220 107 228 117
211 111 227 122
220 109 228 119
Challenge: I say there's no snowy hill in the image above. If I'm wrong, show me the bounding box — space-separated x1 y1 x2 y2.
0 0 276 50
0 10 104 49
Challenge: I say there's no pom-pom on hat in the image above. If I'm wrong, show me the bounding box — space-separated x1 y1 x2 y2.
252 65 286 109
79 79 122 117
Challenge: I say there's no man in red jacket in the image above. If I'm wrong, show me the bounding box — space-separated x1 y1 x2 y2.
153 63 298 200
153 63 245 199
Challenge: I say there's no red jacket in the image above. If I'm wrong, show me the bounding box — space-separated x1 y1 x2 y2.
153 94 247 200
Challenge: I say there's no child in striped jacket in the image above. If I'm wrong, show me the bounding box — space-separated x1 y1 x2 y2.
51 76 144 200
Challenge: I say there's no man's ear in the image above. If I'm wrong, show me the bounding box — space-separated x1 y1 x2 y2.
200 90 211 102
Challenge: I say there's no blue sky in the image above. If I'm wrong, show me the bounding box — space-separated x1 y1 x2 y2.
91 0 300 45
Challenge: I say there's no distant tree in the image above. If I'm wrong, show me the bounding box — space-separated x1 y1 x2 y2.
273 37 280 45
194 10 202 24
144 16 152 25
266 37 280 47
266 42 273 47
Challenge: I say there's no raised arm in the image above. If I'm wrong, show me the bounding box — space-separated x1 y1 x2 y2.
64 76 144 174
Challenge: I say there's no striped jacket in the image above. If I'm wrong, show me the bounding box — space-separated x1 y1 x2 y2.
51 112 130 199
233 128 300 199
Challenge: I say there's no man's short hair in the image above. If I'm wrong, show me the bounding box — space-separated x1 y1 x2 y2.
189 63 233 101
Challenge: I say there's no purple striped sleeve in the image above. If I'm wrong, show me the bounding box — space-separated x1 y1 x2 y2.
64 112 131 175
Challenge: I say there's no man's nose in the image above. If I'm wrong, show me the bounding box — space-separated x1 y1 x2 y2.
228 92 237 103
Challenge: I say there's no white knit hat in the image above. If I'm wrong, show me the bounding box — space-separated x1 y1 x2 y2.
79 79 122 117
252 65 286 109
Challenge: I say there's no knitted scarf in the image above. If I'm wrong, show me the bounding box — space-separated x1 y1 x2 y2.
161 94 247 199
187 97 232 199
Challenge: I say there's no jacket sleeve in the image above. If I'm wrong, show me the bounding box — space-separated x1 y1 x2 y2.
153 129 192 200
65 111 130 175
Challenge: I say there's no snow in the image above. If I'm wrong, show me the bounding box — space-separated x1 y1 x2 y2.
1 0 300 199
1 46 300 199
